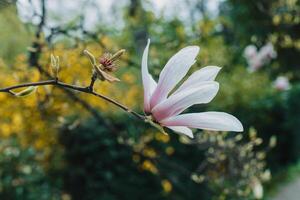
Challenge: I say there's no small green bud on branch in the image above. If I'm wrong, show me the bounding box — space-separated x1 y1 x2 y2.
14 86 38 97
50 54 60 79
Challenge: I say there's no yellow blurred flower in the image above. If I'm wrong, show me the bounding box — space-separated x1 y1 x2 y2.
141 160 158 174
161 179 172 193
165 146 175 156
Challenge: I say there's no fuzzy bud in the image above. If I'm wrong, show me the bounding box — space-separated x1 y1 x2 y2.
50 54 60 79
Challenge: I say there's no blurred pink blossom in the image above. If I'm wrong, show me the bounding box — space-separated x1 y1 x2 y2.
274 76 290 91
141 39 243 138
244 43 277 72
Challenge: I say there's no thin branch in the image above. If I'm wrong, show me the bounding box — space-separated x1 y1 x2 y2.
0 80 56 91
88 72 97 92
0 79 145 121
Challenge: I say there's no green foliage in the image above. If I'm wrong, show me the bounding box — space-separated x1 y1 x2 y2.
0 136 61 200
57 116 214 200
284 84 300 161
58 118 163 200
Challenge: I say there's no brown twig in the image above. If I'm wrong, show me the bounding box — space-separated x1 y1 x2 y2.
0 79 145 121
88 72 97 92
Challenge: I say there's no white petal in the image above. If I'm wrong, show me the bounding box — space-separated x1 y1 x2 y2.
174 66 221 94
150 46 200 108
142 39 157 113
161 112 244 132
149 75 157 95
166 126 194 138
152 81 219 121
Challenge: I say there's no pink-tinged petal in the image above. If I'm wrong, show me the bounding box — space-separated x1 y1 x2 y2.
150 46 200 108
149 75 157 95
142 39 157 113
161 112 243 132
152 81 219 121
174 66 221 94
166 126 194 138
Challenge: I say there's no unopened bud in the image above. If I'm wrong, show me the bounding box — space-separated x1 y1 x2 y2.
50 54 60 79
51 54 56 67
110 49 126 62
15 86 38 97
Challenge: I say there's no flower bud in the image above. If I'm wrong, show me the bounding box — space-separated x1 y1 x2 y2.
50 54 60 79
83 50 97 66
84 49 122 82
15 86 38 97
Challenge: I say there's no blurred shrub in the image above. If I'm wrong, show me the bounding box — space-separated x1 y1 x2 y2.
285 84 300 162
208 66 300 170
211 67 271 115
58 116 214 200
58 115 277 200
58 117 164 200
0 136 61 200
187 130 274 200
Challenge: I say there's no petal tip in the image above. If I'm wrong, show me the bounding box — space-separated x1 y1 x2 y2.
184 46 200 55
166 126 194 138
233 119 244 132
188 133 194 139
191 46 200 54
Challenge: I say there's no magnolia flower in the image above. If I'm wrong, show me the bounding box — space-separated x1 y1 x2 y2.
141 39 243 138
260 43 277 60
273 76 290 91
244 45 257 59
244 43 277 72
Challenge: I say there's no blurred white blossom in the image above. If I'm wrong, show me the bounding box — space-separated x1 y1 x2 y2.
251 178 263 199
244 43 277 72
244 45 257 59
273 76 290 91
